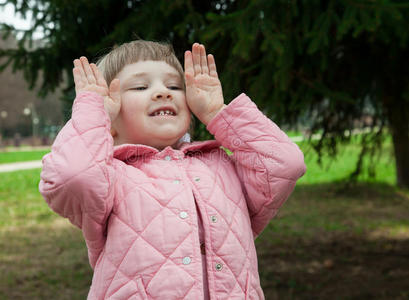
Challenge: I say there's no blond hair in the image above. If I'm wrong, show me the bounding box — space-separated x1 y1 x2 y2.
96 40 184 85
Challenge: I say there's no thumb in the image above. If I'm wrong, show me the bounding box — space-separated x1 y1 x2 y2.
109 79 121 103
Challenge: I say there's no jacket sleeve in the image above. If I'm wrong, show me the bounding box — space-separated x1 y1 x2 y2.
39 91 116 267
207 93 306 237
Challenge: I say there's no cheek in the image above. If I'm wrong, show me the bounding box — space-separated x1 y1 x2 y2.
180 96 190 115
180 105 191 126
120 96 145 117
177 95 191 125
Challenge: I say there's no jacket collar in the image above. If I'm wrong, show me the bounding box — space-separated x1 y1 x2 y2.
113 140 221 162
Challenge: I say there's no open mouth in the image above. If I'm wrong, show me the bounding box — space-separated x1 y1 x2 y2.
149 107 176 117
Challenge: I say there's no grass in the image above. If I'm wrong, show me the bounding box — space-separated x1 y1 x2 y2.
0 169 90 299
298 137 396 185
0 139 408 299
0 150 50 164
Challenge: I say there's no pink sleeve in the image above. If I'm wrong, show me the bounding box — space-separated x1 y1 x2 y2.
207 93 306 237
39 91 116 267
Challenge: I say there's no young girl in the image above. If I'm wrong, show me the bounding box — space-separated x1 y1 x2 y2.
39 40 306 300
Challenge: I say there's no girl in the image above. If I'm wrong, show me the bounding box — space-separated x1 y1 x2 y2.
39 40 306 299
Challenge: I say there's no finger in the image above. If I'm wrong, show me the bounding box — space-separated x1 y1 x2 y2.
73 59 86 79
208 54 218 78
73 67 86 93
80 56 96 84
200 44 209 75
184 51 195 78
192 43 201 75
109 78 121 103
90 63 107 87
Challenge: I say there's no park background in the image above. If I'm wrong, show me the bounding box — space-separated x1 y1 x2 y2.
0 0 408 299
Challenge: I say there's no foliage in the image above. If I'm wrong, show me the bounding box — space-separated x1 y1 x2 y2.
1 0 409 186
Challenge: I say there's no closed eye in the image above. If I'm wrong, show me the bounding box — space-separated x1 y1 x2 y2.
168 86 182 90
130 86 147 91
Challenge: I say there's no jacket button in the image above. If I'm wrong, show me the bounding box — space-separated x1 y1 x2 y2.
179 211 188 219
173 180 180 184
215 263 223 271
164 155 171 161
210 215 217 223
182 256 191 265
194 177 200 182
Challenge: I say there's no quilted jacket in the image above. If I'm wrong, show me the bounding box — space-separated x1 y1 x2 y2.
39 91 306 299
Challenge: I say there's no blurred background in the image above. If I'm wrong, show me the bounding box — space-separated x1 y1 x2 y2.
0 0 408 299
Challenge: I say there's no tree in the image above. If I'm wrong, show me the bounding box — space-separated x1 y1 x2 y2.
198 0 409 188
1 0 409 187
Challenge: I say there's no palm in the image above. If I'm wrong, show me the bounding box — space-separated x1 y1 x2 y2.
73 57 121 122
185 44 225 125
187 74 223 111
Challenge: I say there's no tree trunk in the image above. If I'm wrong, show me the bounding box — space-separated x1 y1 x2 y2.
386 97 409 188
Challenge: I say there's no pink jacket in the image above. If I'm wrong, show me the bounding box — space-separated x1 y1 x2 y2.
39 92 306 299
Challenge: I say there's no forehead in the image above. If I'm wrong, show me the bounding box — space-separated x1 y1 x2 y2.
116 60 181 81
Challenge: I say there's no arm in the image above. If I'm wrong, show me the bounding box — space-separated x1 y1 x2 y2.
185 44 306 237
206 94 306 237
39 57 121 267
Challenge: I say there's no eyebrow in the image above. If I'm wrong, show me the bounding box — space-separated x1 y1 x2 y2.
131 72 181 79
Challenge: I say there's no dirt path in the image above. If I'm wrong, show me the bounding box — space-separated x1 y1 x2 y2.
0 160 42 173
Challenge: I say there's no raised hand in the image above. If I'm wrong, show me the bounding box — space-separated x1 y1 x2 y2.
184 43 226 125
73 57 121 122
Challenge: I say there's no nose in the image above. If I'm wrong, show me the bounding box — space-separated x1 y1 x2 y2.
152 90 172 101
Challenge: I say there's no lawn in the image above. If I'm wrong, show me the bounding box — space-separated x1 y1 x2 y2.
0 150 50 164
0 140 408 299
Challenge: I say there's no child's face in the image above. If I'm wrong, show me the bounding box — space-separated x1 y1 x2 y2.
112 60 191 149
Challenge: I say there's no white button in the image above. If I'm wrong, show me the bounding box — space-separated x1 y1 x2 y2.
179 211 188 219
215 263 223 271
182 256 191 265
164 155 171 161
173 180 180 184
210 215 217 223
194 177 200 182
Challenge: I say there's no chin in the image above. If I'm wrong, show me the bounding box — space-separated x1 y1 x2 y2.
149 136 179 149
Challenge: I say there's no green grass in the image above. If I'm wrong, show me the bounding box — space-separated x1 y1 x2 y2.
285 130 302 137
0 169 91 299
0 150 50 164
0 169 53 227
297 139 396 185
259 183 409 240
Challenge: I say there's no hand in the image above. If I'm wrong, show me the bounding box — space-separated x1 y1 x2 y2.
73 57 121 122
184 43 226 125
